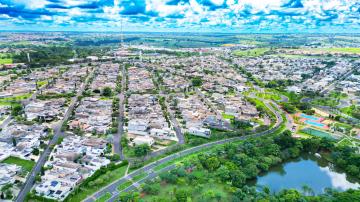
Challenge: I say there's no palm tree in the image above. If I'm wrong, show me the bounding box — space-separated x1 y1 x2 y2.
301 185 314 196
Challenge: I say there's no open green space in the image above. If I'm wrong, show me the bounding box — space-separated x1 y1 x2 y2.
341 105 360 119
117 181 133 191
132 172 147 182
95 192 112 202
140 180 230 202
37 80 48 88
315 47 360 54
1 156 35 172
337 138 354 147
221 113 235 120
256 92 281 101
311 98 339 108
0 58 13 64
233 48 270 57
0 93 32 102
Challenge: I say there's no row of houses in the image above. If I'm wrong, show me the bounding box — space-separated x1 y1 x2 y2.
69 97 112 134
127 66 155 93
91 63 119 92
24 98 66 121
35 136 110 201
126 94 177 146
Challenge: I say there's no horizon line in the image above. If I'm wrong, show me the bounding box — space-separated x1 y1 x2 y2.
1 30 360 35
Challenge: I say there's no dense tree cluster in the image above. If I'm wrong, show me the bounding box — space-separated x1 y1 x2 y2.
119 131 360 202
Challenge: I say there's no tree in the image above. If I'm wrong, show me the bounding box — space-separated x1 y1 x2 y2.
175 188 190 202
215 166 231 182
232 119 252 130
32 148 40 156
11 105 22 116
134 144 151 157
230 170 246 188
12 137 17 147
102 87 112 97
191 77 202 87
159 172 177 184
142 182 160 195
121 137 129 148
282 103 296 114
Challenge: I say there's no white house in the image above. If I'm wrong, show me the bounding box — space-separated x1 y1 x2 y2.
150 128 177 141
133 135 155 146
188 127 211 138
128 119 149 132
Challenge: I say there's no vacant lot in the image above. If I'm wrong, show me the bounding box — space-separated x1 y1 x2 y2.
2 156 35 172
233 48 270 57
0 58 13 64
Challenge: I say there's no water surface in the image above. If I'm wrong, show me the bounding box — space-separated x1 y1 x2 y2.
254 155 360 194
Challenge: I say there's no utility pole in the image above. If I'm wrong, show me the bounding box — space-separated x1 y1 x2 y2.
120 18 124 50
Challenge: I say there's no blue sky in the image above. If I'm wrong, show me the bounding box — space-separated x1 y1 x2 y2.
0 0 359 32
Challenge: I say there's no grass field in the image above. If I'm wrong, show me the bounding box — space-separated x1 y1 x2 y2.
256 92 281 101
140 175 230 202
117 181 133 191
0 58 13 64
233 48 270 57
294 47 360 55
221 113 235 120
311 98 339 108
317 47 360 54
0 93 32 102
1 156 35 172
37 80 48 88
95 192 112 202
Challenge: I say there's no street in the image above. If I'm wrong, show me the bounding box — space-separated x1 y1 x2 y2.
15 68 95 202
83 99 284 202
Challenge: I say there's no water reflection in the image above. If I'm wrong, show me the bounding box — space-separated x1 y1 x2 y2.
254 154 360 194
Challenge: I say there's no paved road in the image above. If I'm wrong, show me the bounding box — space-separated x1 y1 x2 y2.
280 95 289 103
320 66 359 94
195 88 222 120
113 64 126 159
15 68 95 202
83 99 284 202
0 115 12 128
162 94 185 144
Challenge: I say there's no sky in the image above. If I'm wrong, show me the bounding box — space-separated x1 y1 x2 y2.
0 0 359 33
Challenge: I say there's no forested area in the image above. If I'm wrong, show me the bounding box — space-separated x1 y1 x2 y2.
12 46 110 67
119 130 360 202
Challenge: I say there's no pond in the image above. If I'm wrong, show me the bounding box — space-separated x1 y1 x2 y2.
252 154 360 194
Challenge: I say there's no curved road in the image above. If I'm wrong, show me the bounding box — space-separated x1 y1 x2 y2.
83 99 284 202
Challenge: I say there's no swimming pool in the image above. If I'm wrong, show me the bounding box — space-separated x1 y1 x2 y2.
300 113 320 121
304 120 325 128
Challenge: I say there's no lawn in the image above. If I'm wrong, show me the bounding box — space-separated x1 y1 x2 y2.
95 192 112 202
221 113 235 120
65 163 128 202
117 181 133 191
256 92 281 101
311 98 339 108
37 80 48 88
337 138 354 147
316 47 360 54
233 48 270 57
132 172 147 182
1 156 35 172
0 93 32 102
0 58 12 64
